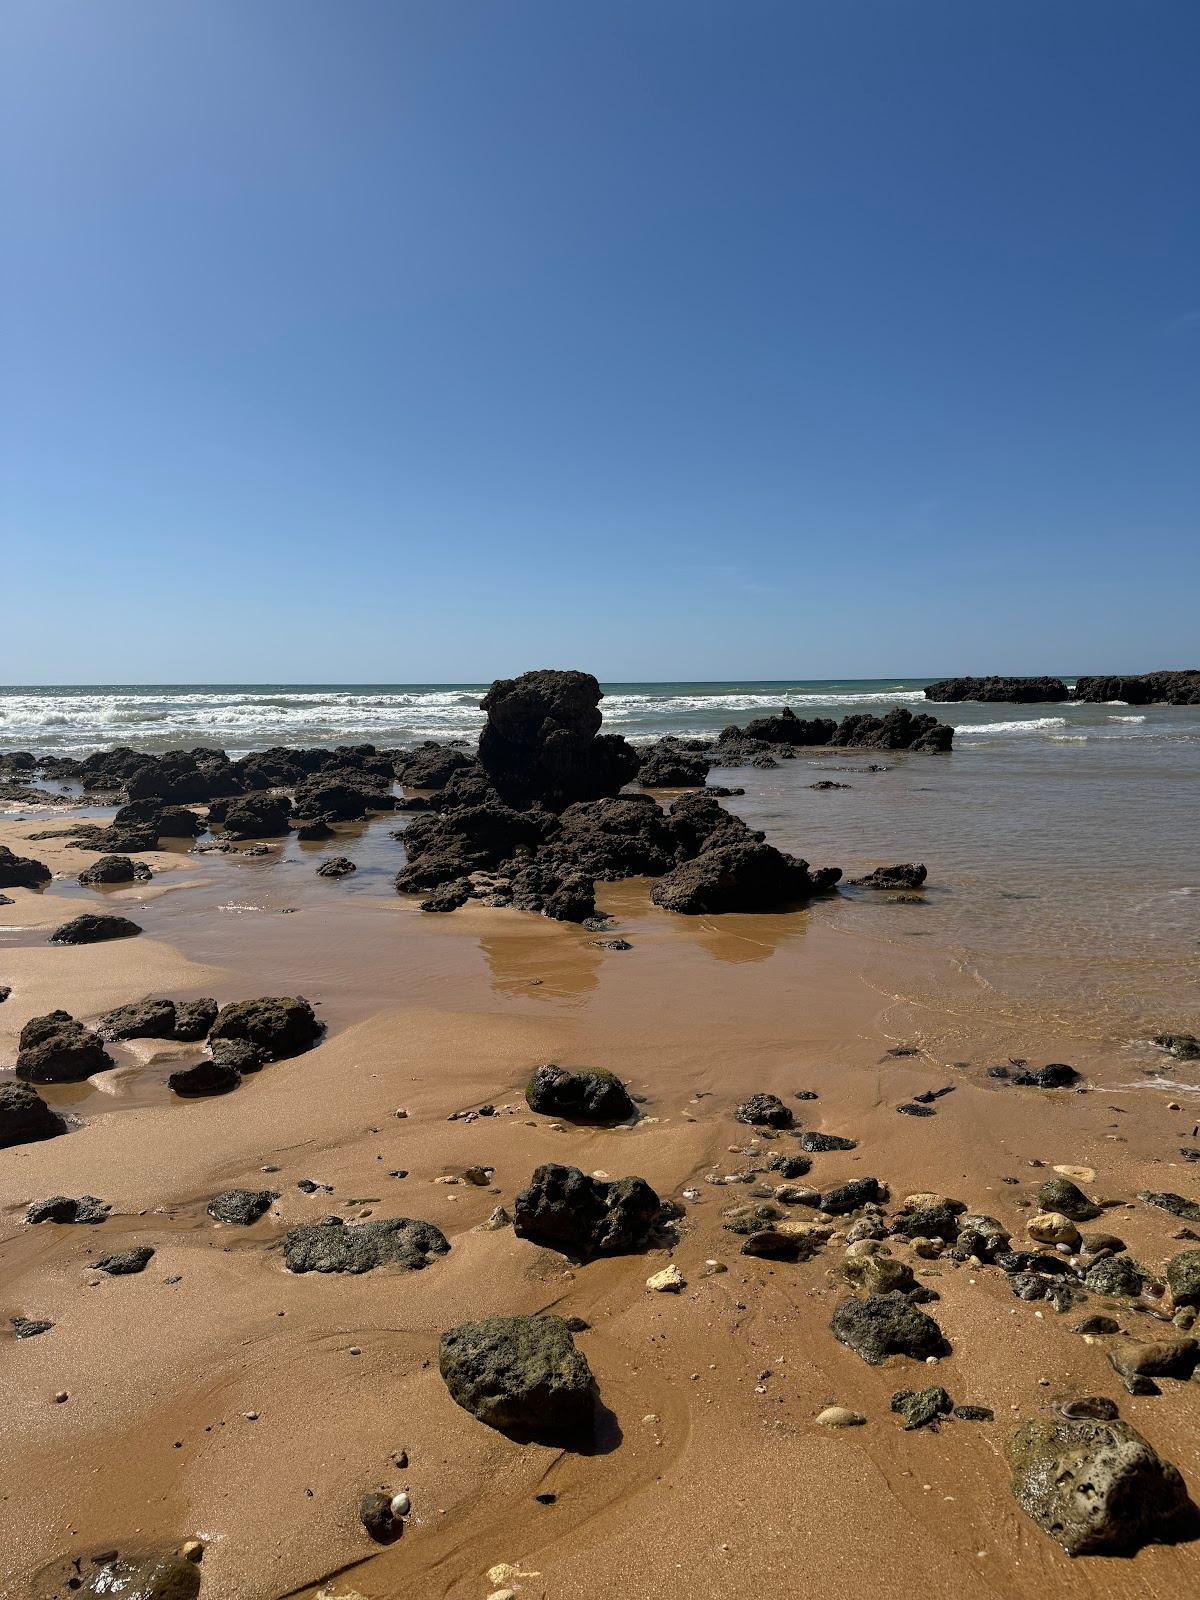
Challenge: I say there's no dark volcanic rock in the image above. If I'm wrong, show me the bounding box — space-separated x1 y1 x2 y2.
49 912 142 945
294 777 390 822
1084 1255 1146 1299
395 743 479 789
1038 1177 1102 1221
637 745 710 787
767 1153 813 1179
712 703 953 754
168 1058 242 1097
0 843 52 890
542 795 676 879
316 855 357 878
524 1064 636 1122
16 1011 112 1082
820 1177 885 1213
0 1082 66 1148
172 997 218 1041
359 1491 401 1543
27 1194 110 1224
923 676 1068 703
297 818 334 840
439 1313 596 1436
801 1131 857 1153
216 793 292 839
209 1037 268 1073
478 669 639 811
850 863 928 891
734 1092 794 1128
1139 1190 1200 1223
1165 1249 1200 1307
283 1216 450 1273
207 1187 278 1225
78 854 152 886
92 1246 155 1275
991 1061 1081 1089
741 1229 804 1260
1153 1031 1200 1061
11 1316 54 1339
209 995 321 1059
98 997 178 1041
507 861 596 922
1071 670 1200 707
650 838 840 914
831 1292 948 1364
513 1162 661 1260
891 1385 954 1429
1007 1415 1190 1554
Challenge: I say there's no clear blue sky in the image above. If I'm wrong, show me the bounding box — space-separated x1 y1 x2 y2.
3 0 1197 683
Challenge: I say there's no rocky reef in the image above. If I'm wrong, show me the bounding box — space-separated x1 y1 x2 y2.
924 676 1068 703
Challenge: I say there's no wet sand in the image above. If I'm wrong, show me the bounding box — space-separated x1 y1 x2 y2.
2 809 1199 1600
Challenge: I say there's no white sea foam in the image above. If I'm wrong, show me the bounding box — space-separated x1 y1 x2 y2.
958 717 1068 736
1110 714 1146 723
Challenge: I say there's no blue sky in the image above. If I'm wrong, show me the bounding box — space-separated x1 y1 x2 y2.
3 1 1197 683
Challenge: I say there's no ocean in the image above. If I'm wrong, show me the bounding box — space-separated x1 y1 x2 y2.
1 678 1197 756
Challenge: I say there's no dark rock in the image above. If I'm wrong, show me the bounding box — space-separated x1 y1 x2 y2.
923 676 1068 703
80 1554 201 1599
27 1194 110 1224
283 1216 450 1273
831 1292 948 1364
891 1385 953 1429
1008 1062 1080 1088
740 1229 803 1260
78 854 152 887
209 995 321 1059
1037 1177 1102 1221
294 777 390 822
394 744 478 788
209 1037 269 1073
819 1177 885 1214
1139 1190 1200 1223
1084 1255 1146 1299
850 863 927 890
713 703 953 754
508 861 596 922
316 856 357 877
734 1093 794 1129
1008 1414 1191 1553
11 1316 54 1339
478 669 639 811
98 997 178 1041
954 1404 995 1422
359 1491 402 1543
16 1011 112 1082
420 879 473 912
809 780 851 790
0 843 51 889
217 793 292 839
524 1064 636 1122
50 912 142 945
767 1153 812 1179
297 818 334 840
513 1162 661 1260
207 1188 278 1225
0 1081 66 1148
542 794 676 879
801 1131 857 1153
1165 1249 1200 1307
439 1313 596 1436
1073 1314 1122 1335
168 1059 242 1097
637 745 710 787
172 997 218 1041
1107 1335 1198 1386
1154 1032 1200 1061
897 1102 936 1117
1071 670 1200 706
650 837 840 914
157 805 206 837
722 1202 785 1234
0 984 9 1002
892 1204 964 1243
91 1246 155 1275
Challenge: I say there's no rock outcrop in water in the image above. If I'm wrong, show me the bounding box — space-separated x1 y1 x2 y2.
478 669 640 809
705 704 953 761
1071 669 1200 705
924 676 1068 703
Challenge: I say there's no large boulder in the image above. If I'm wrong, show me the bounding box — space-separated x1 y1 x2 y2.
97 998 178 1041
49 912 142 945
651 838 840 914
478 670 639 810
923 676 1068 703
78 855 152 887
208 1187 278 1225
283 1216 449 1273
0 844 51 890
168 1058 241 1097
394 744 479 789
513 1162 660 1259
16 1011 112 1082
212 793 292 838
1007 1415 1190 1553
208 995 321 1059
292 777 391 822
541 795 676 879
637 745 710 787
0 1081 66 1148
524 1064 636 1122
172 997 218 1040
439 1313 596 1436
830 1292 948 1364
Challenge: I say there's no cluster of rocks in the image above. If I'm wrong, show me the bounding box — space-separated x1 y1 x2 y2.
168 996 322 1097
640 703 952 775
392 671 844 918
925 669 1200 706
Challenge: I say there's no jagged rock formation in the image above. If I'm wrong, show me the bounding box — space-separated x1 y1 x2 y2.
924 676 1068 702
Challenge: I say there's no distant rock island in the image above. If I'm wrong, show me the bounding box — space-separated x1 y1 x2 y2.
924 670 1200 705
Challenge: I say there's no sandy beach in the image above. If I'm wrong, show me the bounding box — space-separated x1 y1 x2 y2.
3 710 1199 1600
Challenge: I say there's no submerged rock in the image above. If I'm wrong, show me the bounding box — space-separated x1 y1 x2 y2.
0 1081 66 1148
207 1188 278 1225
316 855 357 878
524 1064 635 1122
50 912 143 945
209 995 321 1059
1153 1031 1200 1062
513 1162 661 1260
1007 1414 1189 1553
830 1292 948 1364
283 1216 450 1274
439 1313 596 1435
16 1011 112 1083
850 863 928 890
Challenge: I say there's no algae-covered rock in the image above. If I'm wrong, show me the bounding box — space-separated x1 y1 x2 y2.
1084 1255 1146 1299
524 1064 635 1122
439 1313 595 1436
1165 1248 1200 1307
1007 1415 1189 1554
81 1553 201 1598
1037 1177 1102 1222
209 995 321 1059
733 1092 793 1128
831 1292 948 1364
283 1216 449 1274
